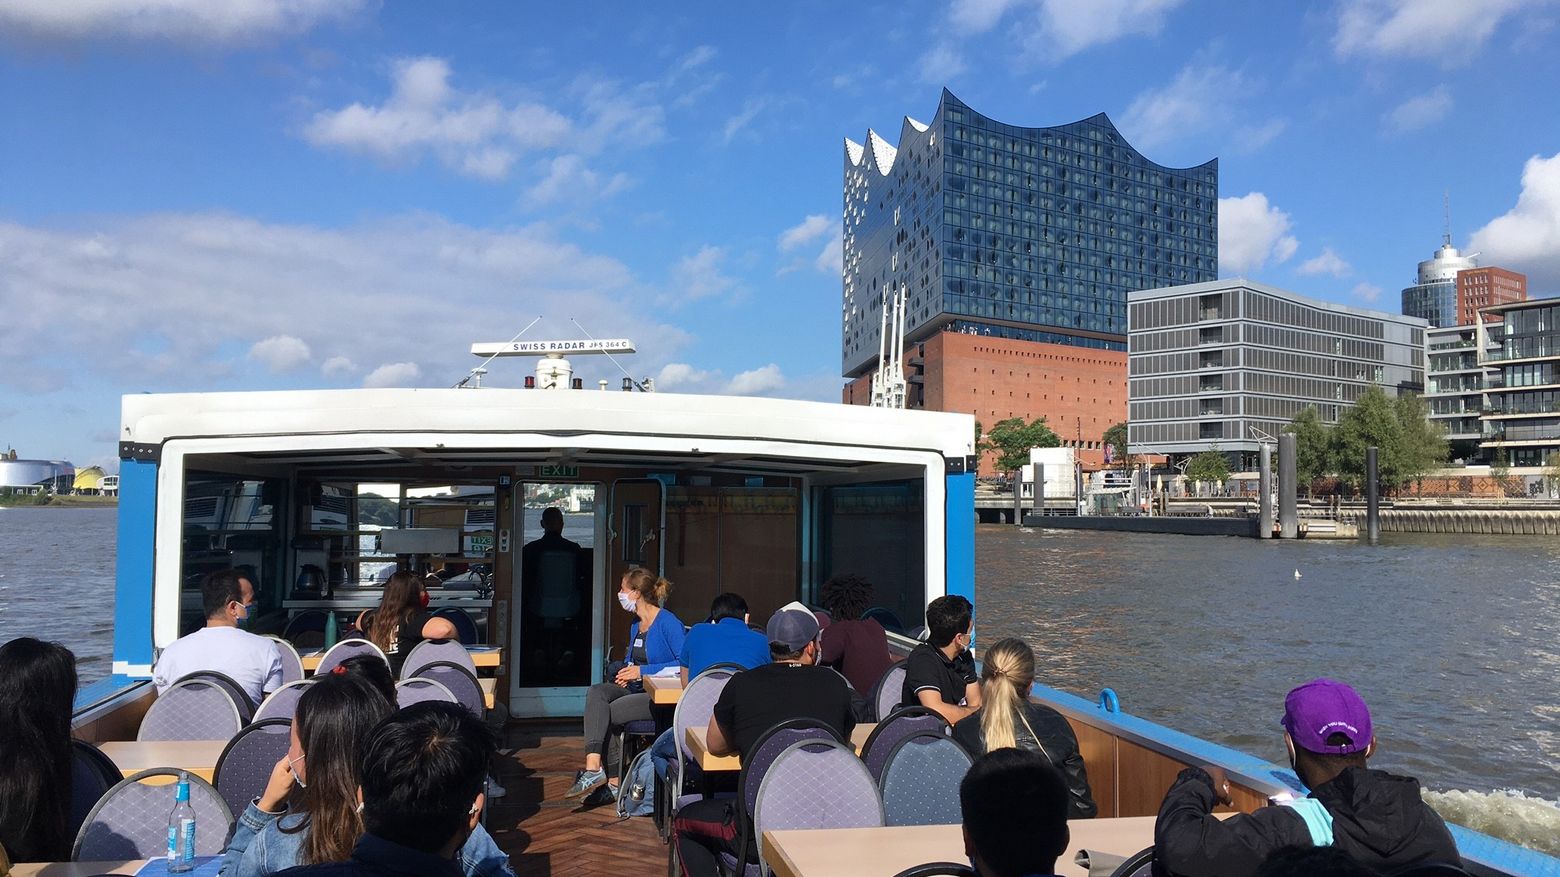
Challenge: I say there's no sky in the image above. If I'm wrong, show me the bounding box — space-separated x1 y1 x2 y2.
4 0 1560 472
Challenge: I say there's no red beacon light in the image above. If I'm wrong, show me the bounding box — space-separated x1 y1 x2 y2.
524 376 536 389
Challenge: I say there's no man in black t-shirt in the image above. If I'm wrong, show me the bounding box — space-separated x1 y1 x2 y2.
901 594 980 724
674 604 855 876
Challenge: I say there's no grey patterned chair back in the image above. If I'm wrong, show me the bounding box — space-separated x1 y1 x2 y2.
413 661 484 716
267 635 306 685
401 638 476 680
138 678 244 741
871 660 908 722
282 609 328 651
69 740 122 841
727 720 843 874
73 769 235 860
671 667 736 802
214 718 292 818
315 638 388 676
395 677 458 708
174 670 255 723
253 679 314 723
753 738 884 876
861 706 949 782
879 733 973 826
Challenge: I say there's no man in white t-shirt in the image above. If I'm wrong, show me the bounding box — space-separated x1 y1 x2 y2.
152 569 283 706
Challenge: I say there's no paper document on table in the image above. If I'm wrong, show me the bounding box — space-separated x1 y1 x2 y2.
652 666 681 677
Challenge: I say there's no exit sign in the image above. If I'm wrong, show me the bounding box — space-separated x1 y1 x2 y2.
539 465 580 478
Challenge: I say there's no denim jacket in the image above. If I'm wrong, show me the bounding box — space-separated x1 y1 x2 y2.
220 800 515 877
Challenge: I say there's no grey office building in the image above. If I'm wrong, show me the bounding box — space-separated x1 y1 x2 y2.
1425 324 1492 458
1128 280 1427 462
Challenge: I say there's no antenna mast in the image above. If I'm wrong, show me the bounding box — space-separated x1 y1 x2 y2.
1443 190 1452 247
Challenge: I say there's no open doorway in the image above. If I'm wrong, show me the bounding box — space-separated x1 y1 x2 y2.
513 483 599 699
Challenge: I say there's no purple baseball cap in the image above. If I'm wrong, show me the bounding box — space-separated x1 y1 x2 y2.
1282 678 1373 755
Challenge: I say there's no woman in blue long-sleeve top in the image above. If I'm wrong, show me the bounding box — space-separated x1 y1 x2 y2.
562 567 684 804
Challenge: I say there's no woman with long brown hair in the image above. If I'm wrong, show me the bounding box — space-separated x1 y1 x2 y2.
356 570 457 676
950 637 1097 819
219 672 513 877
0 637 77 862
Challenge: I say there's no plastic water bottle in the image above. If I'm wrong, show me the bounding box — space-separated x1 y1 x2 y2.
167 771 196 872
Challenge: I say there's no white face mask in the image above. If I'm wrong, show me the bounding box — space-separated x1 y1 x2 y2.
618 592 637 613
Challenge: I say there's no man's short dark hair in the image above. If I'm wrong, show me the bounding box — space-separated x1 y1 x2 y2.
925 594 973 647
960 748 1069 877
819 574 874 621
200 569 247 619
541 507 564 530
1257 845 1380 877
359 701 498 853
1293 731 1369 775
708 592 748 622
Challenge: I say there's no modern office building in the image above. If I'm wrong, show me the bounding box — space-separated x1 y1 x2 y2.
1128 280 1427 464
1477 298 1560 467
1425 324 1495 459
840 89 1217 468
1455 266 1526 327
1401 239 1477 328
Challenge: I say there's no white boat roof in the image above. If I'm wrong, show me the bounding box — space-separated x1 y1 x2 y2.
121 389 975 463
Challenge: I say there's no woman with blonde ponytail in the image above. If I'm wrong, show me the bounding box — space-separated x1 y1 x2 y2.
952 637 1098 819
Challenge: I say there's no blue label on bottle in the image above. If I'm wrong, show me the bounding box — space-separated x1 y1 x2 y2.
181 818 196 861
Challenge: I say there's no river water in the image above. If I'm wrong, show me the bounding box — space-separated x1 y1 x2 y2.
1 508 1557 853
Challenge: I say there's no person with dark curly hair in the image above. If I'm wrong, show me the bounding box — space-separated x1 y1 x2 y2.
817 573 892 694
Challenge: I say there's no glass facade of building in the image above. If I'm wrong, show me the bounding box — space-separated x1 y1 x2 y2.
1479 300 1560 466
1424 325 1490 450
1401 280 1457 329
842 90 1218 377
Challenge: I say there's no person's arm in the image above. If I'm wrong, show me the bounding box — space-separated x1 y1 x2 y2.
1154 767 1305 877
421 616 460 641
916 688 976 724
458 822 518 877
640 613 685 675
262 643 284 698
221 758 291 877
819 625 845 665
957 651 982 709
705 712 735 756
1041 708 1097 819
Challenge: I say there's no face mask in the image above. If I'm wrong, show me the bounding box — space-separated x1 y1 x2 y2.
287 753 307 789
232 600 252 626
618 592 637 613
419 590 431 609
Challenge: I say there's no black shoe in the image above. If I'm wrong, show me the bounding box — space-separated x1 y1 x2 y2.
582 783 618 808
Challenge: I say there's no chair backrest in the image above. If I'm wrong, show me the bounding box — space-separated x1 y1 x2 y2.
870 660 908 722
861 606 905 634
891 865 977 877
1107 847 1156 877
861 706 950 782
752 738 884 877
314 638 389 676
73 769 235 860
879 733 974 826
69 740 122 842
282 609 329 650
395 677 458 708
671 667 737 794
735 719 845 867
413 661 484 716
173 670 255 723
253 679 314 723
535 548 581 620
138 678 244 741
433 608 479 644
214 718 293 818
400 638 477 680
266 635 306 685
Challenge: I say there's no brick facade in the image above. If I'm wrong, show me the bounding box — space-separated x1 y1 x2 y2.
1455 266 1526 327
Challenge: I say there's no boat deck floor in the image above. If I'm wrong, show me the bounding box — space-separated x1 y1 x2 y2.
490 720 665 877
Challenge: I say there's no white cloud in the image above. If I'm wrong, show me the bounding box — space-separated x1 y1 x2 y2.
1218 193 1299 276
918 43 967 84
725 364 786 396
1353 282 1383 303
0 0 365 44
1385 86 1454 134
248 334 312 372
362 362 420 388
721 98 769 145
1119 64 1249 152
0 212 690 395
777 215 844 276
654 362 712 389
668 246 741 304
1297 247 1353 278
1470 152 1560 289
950 0 1021 33
524 154 631 207
946 0 1186 62
1233 118 1288 153
1334 0 1545 64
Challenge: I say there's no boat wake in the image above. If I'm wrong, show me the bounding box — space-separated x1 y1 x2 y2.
1424 788 1560 856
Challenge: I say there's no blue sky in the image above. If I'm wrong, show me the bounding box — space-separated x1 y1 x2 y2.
4 0 1560 471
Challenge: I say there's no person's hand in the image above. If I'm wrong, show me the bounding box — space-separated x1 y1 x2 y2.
1203 766 1234 806
615 663 642 684
257 756 293 813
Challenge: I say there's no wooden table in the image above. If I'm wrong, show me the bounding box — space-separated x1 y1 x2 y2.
762 816 1164 877
99 740 227 783
685 724 876 772
644 673 684 705
300 647 502 672
11 863 141 876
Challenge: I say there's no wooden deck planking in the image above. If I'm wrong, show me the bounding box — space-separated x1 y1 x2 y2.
488 721 665 877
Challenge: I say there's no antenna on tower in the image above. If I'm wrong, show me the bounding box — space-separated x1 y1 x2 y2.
1443 190 1452 247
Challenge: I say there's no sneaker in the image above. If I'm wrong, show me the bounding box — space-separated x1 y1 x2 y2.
564 768 606 798
582 783 618 808
486 774 507 799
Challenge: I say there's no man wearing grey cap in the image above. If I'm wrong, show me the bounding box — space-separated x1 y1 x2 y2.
673 603 856 876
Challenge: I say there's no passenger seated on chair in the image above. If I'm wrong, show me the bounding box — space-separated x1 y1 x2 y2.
222 674 512 877
960 748 1071 877
357 571 458 677
817 573 893 695
154 569 283 706
271 701 501 877
564 568 685 806
952 638 1096 819
673 605 855 877
1256 845 1382 877
900 594 981 724
1155 679 1458 877
0 637 77 862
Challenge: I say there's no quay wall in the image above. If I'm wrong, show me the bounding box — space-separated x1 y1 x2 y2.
1023 514 1258 537
1360 508 1560 535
